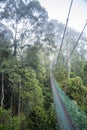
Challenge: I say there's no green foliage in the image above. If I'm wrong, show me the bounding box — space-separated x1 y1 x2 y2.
53 79 87 130
11 114 27 130
0 107 11 130
0 107 26 130
45 104 58 130
0 42 11 59
56 74 87 113
26 107 47 130
0 0 59 129
83 63 87 86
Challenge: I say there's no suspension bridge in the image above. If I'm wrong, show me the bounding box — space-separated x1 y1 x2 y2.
50 0 87 130
50 72 87 130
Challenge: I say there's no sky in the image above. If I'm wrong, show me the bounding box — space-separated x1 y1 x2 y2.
39 0 87 34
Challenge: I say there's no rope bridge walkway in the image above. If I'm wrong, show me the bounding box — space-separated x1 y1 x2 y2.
50 72 87 130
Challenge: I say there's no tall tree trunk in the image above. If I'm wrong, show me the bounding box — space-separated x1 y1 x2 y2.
14 21 18 57
66 29 71 79
67 39 71 79
18 77 21 116
11 89 13 117
68 57 71 79
1 73 4 108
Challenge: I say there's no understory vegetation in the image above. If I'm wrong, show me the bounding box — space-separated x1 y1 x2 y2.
54 62 87 113
0 43 58 130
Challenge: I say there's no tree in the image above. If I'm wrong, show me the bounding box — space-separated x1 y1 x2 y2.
0 0 48 57
0 42 11 108
83 62 87 86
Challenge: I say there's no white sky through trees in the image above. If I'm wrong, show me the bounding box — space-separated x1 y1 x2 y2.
39 0 87 34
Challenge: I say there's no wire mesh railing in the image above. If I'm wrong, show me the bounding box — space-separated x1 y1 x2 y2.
50 73 87 130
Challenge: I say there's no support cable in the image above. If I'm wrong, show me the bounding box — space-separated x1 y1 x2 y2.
57 0 73 61
65 22 87 65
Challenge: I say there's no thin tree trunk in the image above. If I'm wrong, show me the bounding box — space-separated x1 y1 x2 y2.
14 20 18 57
68 57 71 79
67 29 71 79
67 39 71 79
18 77 21 116
11 89 13 117
11 96 12 117
1 73 4 108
